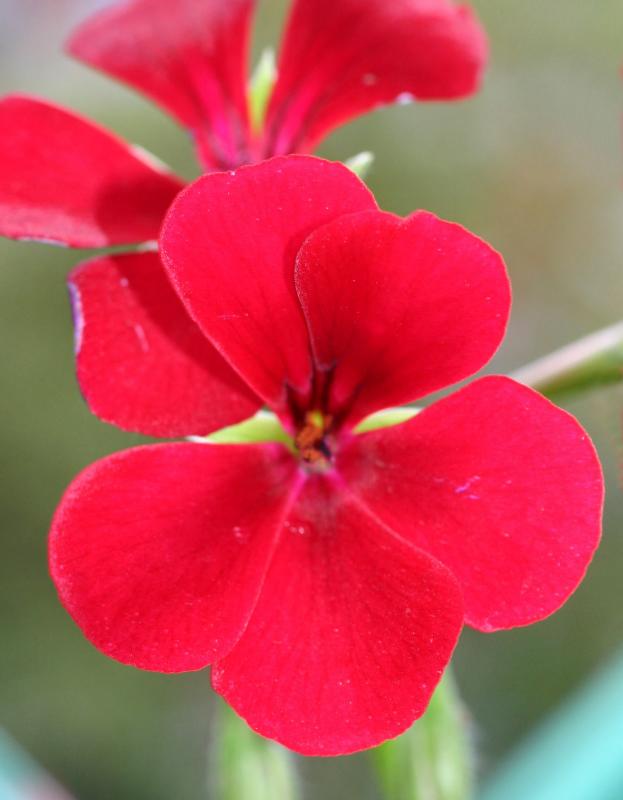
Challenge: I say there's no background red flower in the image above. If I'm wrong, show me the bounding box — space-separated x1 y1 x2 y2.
0 0 487 245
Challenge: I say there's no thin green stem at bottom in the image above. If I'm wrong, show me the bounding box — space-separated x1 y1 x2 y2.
372 671 472 800
210 701 300 800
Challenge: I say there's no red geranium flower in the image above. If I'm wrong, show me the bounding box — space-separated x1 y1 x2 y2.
0 0 487 246
1 0 487 432
50 157 603 755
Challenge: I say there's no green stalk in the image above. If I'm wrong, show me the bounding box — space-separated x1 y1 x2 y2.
210 702 300 800
510 320 623 400
372 672 473 800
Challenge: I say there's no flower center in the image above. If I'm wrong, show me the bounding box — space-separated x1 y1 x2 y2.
294 409 333 468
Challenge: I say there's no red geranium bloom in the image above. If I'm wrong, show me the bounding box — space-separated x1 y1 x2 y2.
0 0 487 245
50 157 603 755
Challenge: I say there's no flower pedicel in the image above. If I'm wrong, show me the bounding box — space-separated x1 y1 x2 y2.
50 157 603 756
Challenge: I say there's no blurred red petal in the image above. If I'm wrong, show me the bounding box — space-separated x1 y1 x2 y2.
0 95 182 247
50 442 298 672
160 156 376 423
67 0 255 169
213 473 463 755
295 209 510 426
69 252 260 437
340 376 604 631
265 0 487 155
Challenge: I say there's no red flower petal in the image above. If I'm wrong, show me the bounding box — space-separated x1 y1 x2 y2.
264 0 488 155
67 0 255 170
213 473 463 755
50 442 298 672
340 376 604 632
160 156 377 423
295 210 509 426
69 252 260 438
0 95 182 247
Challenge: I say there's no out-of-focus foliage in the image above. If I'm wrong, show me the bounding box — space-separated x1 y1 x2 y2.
1 2 622 798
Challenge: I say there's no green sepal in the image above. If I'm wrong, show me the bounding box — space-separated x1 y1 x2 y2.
248 48 277 134
198 410 295 451
355 406 420 433
344 150 375 180
194 406 418 450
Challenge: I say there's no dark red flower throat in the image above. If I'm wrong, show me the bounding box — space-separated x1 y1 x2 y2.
294 410 334 466
289 360 345 467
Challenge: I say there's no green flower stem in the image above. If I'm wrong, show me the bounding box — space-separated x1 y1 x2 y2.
211 702 300 800
372 671 472 800
510 320 623 400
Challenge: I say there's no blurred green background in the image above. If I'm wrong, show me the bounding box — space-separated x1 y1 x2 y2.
1 1 622 797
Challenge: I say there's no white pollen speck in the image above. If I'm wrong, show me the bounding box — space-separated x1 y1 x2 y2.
284 519 310 536
133 323 149 353
119 277 129 288
454 476 481 495
395 92 415 106
232 526 248 543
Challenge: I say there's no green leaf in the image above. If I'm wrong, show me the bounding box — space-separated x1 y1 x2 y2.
248 48 277 134
210 702 300 800
372 672 473 800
